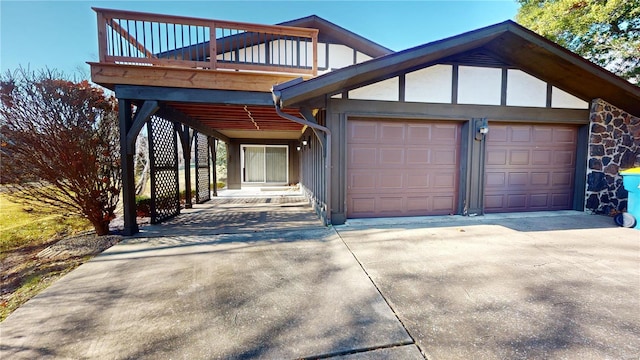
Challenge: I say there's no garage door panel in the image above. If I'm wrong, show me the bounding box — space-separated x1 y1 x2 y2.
380 148 405 165
379 197 404 212
508 172 528 186
532 150 552 165
434 149 457 165
554 128 577 143
407 125 431 143
507 194 527 209
407 171 430 188
380 123 405 143
510 150 530 165
552 172 572 186
433 173 456 188
511 127 532 142
555 151 574 166
351 198 376 214
347 119 460 218
486 172 506 187
407 197 429 212
433 196 455 211
350 147 377 166
488 126 508 142
485 195 504 210
531 172 550 185
350 122 378 143
485 123 577 213
487 150 507 165
530 194 549 207
349 172 376 190
533 127 553 142
406 148 431 164
432 124 459 141
379 174 404 189
552 193 571 207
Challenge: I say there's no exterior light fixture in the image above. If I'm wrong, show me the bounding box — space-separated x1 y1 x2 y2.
296 145 301 151
302 139 308 146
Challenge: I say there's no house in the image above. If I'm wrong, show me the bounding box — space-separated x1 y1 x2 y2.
89 8 640 235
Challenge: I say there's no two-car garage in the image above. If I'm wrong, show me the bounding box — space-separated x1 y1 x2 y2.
346 118 578 218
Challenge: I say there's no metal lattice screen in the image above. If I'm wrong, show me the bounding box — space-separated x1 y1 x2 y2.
148 115 180 224
194 132 211 203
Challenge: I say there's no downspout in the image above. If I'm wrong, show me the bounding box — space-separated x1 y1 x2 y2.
272 90 332 226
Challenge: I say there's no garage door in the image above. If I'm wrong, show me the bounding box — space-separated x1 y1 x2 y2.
484 123 577 213
347 119 460 218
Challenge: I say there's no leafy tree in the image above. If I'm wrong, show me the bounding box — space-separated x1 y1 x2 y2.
0 69 121 235
516 0 640 83
215 140 227 184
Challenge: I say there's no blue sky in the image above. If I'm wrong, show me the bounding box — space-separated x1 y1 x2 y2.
0 1 520 78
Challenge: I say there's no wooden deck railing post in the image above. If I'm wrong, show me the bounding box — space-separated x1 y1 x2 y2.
96 12 108 63
209 22 217 70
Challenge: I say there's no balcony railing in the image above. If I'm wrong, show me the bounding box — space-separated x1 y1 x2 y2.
94 8 318 76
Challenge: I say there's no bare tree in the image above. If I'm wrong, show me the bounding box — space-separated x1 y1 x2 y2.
134 133 150 196
0 69 121 235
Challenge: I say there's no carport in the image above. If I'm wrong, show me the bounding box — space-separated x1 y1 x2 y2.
89 8 330 235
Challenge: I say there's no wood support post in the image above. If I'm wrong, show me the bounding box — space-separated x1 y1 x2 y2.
177 124 193 209
119 99 139 235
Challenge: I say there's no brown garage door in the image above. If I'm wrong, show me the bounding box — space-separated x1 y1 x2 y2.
347 119 460 218
484 123 577 213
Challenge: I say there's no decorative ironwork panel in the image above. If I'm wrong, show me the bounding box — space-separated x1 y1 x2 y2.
194 132 211 203
148 115 180 224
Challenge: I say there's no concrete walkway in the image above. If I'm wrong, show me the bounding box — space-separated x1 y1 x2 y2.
1 194 638 359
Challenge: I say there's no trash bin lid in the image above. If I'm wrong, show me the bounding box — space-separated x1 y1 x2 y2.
614 212 636 228
620 167 640 175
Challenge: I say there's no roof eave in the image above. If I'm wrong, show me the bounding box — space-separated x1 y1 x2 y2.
277 20 640 115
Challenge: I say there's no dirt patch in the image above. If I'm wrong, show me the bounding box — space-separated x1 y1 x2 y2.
0 232 122 321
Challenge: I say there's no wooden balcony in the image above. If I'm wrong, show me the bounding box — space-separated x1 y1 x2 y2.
89 8 319 92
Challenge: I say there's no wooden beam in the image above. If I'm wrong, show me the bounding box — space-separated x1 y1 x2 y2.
329 98 590 124
118 99 139 235
90 63 310 93
127 100 159 154
113 84 275 105
157 104 231 143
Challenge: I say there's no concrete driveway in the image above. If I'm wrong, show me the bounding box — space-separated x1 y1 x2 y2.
338 213 639 359
1 194 638 359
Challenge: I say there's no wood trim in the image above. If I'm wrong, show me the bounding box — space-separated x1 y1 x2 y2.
90 63 310 92
451 64 459 105
312 34 318 76
114 85 274 105
105 56 207 68
329 98 590 124
209 24 217 69
93 7 319 37
546 83 553 108
500 67 508 106
97 13 108 63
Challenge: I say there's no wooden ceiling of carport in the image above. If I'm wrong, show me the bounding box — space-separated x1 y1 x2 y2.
166 102 305 132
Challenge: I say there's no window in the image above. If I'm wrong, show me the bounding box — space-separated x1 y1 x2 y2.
241 145 288 184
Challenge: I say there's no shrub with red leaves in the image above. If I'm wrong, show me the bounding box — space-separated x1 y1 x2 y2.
0 69 121 236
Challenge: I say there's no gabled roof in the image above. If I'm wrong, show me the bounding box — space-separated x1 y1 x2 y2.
273 20 640 116
278 15 393 58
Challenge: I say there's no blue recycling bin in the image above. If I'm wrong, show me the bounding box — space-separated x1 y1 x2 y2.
620 167 640 229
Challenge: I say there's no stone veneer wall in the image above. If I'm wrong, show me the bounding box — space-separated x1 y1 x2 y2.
585 99 640 214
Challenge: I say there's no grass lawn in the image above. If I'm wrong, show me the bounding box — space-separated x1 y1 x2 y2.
0 194 93 321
